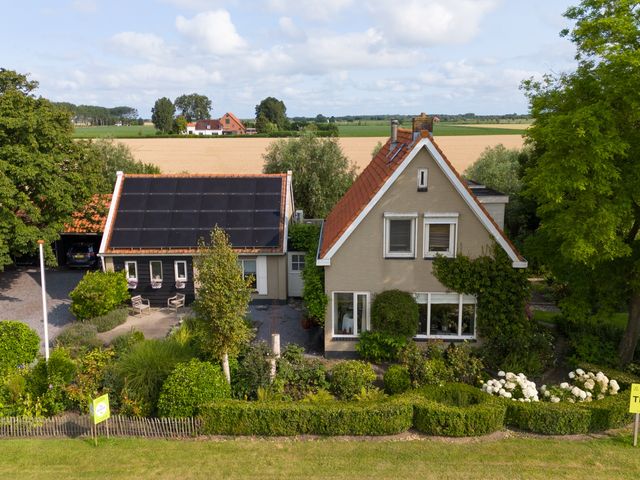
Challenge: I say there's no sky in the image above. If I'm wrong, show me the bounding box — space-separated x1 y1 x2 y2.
2 0 579 118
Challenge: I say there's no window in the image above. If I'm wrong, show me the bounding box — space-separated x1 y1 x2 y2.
174 261 187 281
150 261 163 281
225 118 230 124
332 292 369 337
415 293 476 339
384 213 417 258
239 259 257 290
417 169 428 191
124 261 137 281
290 254 305 271
424 214 458 258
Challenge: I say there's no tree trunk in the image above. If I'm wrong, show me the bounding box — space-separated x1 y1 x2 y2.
619 290 640 365
222 352 231 384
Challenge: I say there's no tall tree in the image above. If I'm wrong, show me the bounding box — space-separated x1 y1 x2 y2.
255 96 287 130
263 130 356 218
174 93 212 122
523 0 640 363
192 227 253 383
151 97 175 133
0 69 101 267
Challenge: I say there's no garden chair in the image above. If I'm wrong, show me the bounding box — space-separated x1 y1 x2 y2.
131 295 151 316
167 293 186 313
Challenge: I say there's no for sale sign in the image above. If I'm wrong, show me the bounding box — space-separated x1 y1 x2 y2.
89 394 111 425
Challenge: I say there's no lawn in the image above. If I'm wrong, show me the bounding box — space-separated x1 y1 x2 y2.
533 310 629 329
73 125 157 138
0 433 638 479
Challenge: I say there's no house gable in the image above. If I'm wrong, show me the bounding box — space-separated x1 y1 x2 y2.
318 132 526 268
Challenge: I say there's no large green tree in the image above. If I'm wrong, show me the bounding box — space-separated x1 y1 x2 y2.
523 0 640 363
255 96 287 130
192 227 253 383
263 130 356 218
151 97 175 133
0 69 101 267
174 93 212 122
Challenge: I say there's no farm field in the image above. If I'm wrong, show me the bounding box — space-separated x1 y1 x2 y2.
73 125 156 138
0 433 637 480
115 135 525 174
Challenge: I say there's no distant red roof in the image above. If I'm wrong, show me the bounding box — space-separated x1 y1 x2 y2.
194 119 222 130
64 194 112 234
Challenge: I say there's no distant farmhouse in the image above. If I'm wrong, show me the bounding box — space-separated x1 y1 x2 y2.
186 112 247 136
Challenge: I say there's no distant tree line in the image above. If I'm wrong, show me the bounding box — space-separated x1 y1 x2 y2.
151 93 212 134
288 113 531 124
54 102 141 126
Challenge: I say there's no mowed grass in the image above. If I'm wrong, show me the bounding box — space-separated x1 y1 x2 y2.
73 125 157 138
0 433 638 480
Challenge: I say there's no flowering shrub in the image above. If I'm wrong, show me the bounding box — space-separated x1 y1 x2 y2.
540 369 620 403
481 371 539 402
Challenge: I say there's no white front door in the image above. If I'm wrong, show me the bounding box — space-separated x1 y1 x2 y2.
287 252 306 297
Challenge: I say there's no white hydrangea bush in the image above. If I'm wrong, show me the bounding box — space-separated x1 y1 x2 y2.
481 371 539 402
539 369 620 403
483 368 621 404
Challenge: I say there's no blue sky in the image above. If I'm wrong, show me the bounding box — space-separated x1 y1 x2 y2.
2 0 578 118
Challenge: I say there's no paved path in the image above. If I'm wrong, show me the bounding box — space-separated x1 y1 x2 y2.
98 307 183 344
0 268 84 352
251 302 323 354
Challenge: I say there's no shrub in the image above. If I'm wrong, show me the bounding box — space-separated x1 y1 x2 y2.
200 399 413 436
482 372 539 401
0 321 40 374
371 290 419 338
111 330 145 357
356 331 407 363
157 359 230 417
65 348 115 413
582 393 631 432
69 271 130 321
26 348 76 416
445 342 485 385
399 342 454 388
54 323 102 356
412 384 506 437
383 365 411 394
504 400 592 434
88 307 128 333
115 339 194 415
276 344 328 400
233 342 274 400
580 362 640 389
329 360 376 400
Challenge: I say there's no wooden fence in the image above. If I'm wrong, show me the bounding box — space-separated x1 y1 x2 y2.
0 414 201 439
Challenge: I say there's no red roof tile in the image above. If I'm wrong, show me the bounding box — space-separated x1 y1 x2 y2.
64 194 112 234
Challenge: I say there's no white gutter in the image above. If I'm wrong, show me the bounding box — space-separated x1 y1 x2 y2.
98 171 124 270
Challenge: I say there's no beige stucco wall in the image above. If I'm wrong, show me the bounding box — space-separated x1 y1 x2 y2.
324 145 495 353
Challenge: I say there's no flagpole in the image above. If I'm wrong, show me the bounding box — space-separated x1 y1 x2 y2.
37 240 49 361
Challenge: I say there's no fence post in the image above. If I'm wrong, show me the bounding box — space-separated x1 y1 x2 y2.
270 333 281 380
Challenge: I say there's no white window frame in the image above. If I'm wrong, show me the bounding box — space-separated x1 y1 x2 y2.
174 261 188 282
149 260 163 281
424 213 458 258
417 168 428 190
414 292 477 340
331 291 370 338
124 261 138 281
383 212 418 258
239 258 257 290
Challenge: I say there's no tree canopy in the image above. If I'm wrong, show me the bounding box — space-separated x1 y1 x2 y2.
262 130 356 218
151 97 175 133
174 93 212 122
0 69 101 267
255 96 287 131
522 0 640 363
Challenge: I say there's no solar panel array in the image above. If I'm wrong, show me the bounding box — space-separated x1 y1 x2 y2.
109 177 283 249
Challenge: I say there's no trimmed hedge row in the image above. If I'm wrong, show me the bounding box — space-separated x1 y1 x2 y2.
504 392 631 435
412 384 506 437
200 400 413 436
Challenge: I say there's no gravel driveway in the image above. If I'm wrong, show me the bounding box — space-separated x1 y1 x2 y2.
0 267 84 351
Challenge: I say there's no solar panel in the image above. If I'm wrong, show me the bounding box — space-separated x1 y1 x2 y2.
109 176 284 249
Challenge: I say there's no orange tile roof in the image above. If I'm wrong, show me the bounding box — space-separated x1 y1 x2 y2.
319 128 525 263
64 194 112 234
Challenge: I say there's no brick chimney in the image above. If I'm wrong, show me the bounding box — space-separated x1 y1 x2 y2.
412 113 433 140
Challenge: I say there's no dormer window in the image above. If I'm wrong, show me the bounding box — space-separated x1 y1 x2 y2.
417 169 428 191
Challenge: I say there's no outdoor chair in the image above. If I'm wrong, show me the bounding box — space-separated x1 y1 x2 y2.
167 293 186 313
131 295 151 316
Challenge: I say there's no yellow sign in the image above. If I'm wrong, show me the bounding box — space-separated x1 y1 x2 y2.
89 394 111 425
630 384 640 414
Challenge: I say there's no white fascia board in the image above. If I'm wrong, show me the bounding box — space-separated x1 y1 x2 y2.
318 138 431 264
318 137 527 269
99 171 124 255
283 171 293 254
476 195 509 204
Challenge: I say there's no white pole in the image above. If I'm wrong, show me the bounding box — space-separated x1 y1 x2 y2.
38 240 50 361
634 413 639 447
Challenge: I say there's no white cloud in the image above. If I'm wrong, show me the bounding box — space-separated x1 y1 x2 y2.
109 32 168 60
278 17 305 41
267 0 354 20
161 0 233 9
104 63 223 89
70 0 97 13
176 10 247 55
367 0 498 46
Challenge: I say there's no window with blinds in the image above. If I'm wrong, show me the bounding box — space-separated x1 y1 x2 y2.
384 214 417 258
424 215 457 258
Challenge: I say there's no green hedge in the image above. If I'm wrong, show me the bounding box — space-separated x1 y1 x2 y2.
581 393 632 432
411 384 506 437
200 400 413 436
